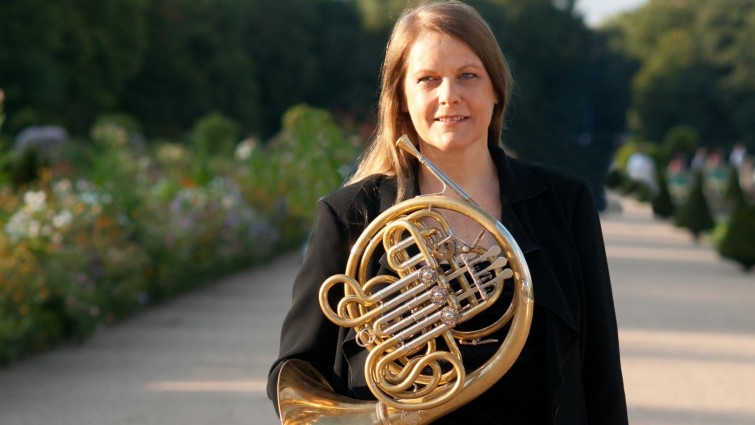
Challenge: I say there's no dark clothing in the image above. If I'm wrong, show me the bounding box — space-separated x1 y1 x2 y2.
267 145 628 424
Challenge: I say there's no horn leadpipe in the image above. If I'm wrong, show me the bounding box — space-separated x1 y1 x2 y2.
396 135 478 206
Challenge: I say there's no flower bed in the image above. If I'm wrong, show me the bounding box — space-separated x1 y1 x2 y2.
0 105 357 364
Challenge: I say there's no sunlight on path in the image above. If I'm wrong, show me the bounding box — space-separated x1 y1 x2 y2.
621 329 755 415
603 195 755 425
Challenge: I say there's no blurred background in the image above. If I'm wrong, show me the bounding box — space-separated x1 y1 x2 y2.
1 0 754 422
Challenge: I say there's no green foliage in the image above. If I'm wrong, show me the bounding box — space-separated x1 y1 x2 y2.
0 93 13 186
153 142 192 184
674 172 716 242
490 0 626 166
237 104 357 244
723 165 747 212
0 181 151 361
356 0 414 30
276 105 357 220
652 173 675 218
91 113 141 136
0 0 149 135
1 0 636 180
609 0 755 148
0 232 50 363
718 203 755 271
0 89 4 134
136 177 278 302
635 181 655 202
0 131 287 364
604 168 625 190
87 119 143 217
0 149 11 187
612 139 660 169
189 112 240 185
122 0 261 138
190 112 239 158
619 175 638 196
450 0 631 209
9 148 45 189
662 125 700 158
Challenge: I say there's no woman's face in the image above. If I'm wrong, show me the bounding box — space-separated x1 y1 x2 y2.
402 31 497 155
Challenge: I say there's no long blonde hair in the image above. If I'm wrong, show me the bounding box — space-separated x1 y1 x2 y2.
345 0 514 201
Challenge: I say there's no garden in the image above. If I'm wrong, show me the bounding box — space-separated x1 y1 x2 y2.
0 95 358 364
606 125 755 272
2 0 754 369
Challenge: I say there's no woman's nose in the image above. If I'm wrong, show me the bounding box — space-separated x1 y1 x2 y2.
438 78 460 105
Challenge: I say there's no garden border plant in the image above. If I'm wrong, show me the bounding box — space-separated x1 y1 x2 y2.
0 104 357 364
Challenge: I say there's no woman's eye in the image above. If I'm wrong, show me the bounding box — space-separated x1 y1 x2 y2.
418 76 437 83
459 72 477 80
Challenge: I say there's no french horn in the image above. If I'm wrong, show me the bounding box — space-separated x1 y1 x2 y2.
277 135 534 424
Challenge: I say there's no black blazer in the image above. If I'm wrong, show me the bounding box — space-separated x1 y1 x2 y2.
268 145 628 424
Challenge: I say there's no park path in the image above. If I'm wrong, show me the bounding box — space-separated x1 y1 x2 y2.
0 196 753 425
604 197 755 425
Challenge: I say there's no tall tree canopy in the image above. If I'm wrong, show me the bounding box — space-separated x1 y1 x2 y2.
0 0 148 134
0 0 639 208
605 0 755 148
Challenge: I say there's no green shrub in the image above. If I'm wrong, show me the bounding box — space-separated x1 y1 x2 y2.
88 120 144 220
0 231 50 363
191 112 239 158
0 143 280 364
9 147 45 189
136 176 278 301
620 175 638 195
604 168 625 190
718 203 755 272
652 175 675 219
238 104 358 244
662 125 699 158
613 139 659 170
0 104 353 364
722 165 746 213
91 113 142 136
666 171 693 206
674 172 716 242
190 112 240 186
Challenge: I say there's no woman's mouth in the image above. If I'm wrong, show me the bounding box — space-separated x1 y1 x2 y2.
435 115 467 123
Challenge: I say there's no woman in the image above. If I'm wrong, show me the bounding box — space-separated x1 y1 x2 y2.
267 1 628 423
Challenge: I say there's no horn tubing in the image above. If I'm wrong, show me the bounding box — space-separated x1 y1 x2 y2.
279 136 534 424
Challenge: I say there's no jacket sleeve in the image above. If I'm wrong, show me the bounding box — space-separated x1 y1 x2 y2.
572 185 629 424
266 198 351 415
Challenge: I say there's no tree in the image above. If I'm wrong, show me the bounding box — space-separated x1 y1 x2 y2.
722 165 747 213
609 0 755 149
651 172 675 219
718 203 755 272
0 0 149 135
719 6 755 149
303 0 384 130
630 29 724 143
480 0 627 209
662 125 700 159
355 0 413 31
123 0 260 139
242 0 322 138
189 112 240 185
674 172 716 242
